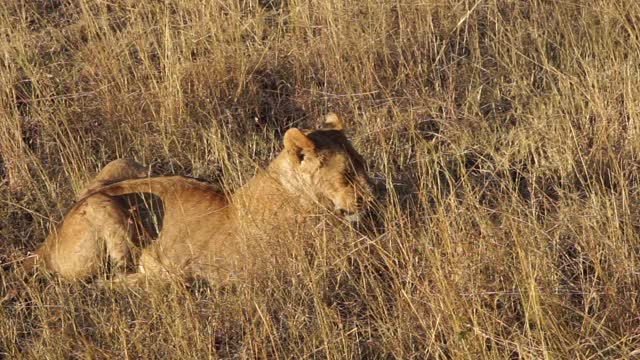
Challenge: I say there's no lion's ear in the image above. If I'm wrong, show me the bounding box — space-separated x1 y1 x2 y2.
324 113 344 131
284 128 315 161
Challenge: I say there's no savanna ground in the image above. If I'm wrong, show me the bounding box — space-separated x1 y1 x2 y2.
1 0 640 358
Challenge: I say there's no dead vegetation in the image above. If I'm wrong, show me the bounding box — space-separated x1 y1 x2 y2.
1 0 640 358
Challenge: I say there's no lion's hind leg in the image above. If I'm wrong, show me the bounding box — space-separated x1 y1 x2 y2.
84 194 136 276
97 247 177 287
101 210 136 274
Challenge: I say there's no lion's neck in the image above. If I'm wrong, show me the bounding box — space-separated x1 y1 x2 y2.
229 164 317 233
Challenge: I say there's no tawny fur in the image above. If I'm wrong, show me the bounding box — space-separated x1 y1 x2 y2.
20 159 149 278
76 159 148 199
25 114 373 283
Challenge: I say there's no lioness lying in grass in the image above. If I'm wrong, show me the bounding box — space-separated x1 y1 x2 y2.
24 114 374 284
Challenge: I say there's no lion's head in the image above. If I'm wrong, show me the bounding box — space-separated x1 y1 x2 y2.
272 113 374 222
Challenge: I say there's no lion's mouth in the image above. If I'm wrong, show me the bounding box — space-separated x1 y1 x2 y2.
336 208 360 223
344 212 360 223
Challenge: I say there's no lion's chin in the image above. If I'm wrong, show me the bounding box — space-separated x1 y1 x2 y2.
344 212 360 224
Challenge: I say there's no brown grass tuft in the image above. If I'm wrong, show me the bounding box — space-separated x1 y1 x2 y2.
2 0 640 357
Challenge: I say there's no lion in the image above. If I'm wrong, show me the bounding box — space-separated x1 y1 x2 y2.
20 159 149 279
76 158 148 200
27 113 374 283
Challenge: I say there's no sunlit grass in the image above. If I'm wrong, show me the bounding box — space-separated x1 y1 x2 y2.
2 0 640 358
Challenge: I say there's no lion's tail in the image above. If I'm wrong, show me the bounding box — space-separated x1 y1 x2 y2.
82 176 182 200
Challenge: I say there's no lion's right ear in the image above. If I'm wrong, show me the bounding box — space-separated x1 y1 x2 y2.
284 128 315 162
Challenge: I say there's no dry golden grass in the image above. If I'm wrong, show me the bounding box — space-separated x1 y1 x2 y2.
2 0 640 358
